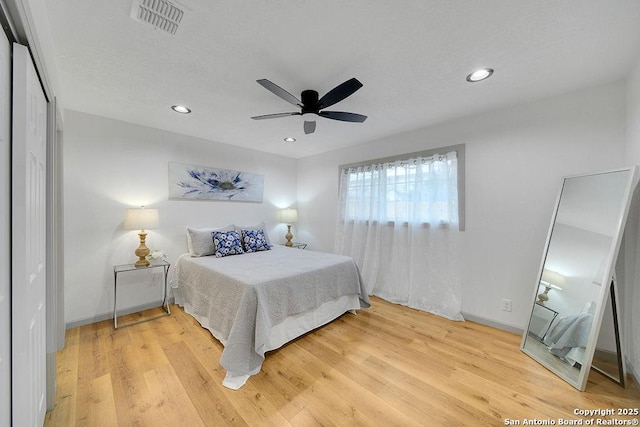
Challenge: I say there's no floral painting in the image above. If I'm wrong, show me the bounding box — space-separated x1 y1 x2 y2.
168 162 264 202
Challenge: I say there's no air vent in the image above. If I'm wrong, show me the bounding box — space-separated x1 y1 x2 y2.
130 0 184 35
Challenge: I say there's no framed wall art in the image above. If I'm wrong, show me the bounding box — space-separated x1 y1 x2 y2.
168 161 264 202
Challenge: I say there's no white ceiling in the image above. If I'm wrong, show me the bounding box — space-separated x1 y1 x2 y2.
44 0 640 159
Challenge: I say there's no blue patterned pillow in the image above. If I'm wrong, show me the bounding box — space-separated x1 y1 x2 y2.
241 229 271 253
212 230 244 257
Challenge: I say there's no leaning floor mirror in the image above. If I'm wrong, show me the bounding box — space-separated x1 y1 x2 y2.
521 166 638 391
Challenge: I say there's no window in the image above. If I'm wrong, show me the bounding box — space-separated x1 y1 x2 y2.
338 145 464 228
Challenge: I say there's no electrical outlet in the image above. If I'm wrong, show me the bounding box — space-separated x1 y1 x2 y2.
502 298 512 312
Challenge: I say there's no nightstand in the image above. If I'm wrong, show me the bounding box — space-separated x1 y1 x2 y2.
529 303 558 342
113 260 171 329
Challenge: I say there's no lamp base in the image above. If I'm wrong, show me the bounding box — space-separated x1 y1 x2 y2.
135 258 150 268
135 230 150 267
537 285 551 306
285 224 293 247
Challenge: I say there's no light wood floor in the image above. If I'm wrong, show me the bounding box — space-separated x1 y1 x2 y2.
45 297 640 426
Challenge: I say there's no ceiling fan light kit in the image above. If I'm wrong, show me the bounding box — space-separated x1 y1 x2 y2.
251 77 367 135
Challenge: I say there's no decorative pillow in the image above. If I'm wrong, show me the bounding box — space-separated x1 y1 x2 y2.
212 230 244 258
234 222 271 245
241 229 271 253
186 225 234 257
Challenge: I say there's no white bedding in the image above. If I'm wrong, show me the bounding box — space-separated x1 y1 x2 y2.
544 313 593 363
170 245 370 388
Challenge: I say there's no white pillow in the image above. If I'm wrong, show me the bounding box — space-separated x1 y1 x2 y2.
234 222 271 245
186 225 234 257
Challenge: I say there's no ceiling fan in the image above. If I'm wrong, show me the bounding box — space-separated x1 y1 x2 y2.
251 77 367 135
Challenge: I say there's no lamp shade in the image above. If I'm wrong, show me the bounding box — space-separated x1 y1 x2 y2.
280 208 298 224
541 269 565 289
124 207 159 230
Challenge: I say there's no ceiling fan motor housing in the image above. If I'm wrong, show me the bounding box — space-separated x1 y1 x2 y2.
301 90 320 113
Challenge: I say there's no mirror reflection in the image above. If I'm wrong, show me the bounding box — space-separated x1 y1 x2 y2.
522 169 635 390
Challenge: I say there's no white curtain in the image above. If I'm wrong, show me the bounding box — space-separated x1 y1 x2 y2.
335 152 463 320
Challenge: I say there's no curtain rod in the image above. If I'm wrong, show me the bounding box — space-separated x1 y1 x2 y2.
343 151 456 174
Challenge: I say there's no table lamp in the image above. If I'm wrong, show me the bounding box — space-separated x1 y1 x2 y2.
537 269 565 306
124 206 159 267
280 208 298 247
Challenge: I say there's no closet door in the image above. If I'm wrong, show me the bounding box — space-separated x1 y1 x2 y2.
0 26 11 427
12 42 48 426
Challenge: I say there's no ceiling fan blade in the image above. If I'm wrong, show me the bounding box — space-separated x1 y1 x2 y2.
256 79 302 107
304 120 316 134
319 111 367 123
251 112 300 120
316 78 363 109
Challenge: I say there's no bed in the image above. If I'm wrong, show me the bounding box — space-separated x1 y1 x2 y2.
170 229 370 389
543 312 593 366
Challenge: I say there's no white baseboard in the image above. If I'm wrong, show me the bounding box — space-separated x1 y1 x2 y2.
65 297 175 330
461 311 523 335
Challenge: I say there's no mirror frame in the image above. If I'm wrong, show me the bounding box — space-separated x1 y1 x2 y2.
520 166 638 391
590 277 625 386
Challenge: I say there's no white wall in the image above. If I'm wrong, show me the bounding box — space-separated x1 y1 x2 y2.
63 110 297 325
297 81 627 330
622 57 640 381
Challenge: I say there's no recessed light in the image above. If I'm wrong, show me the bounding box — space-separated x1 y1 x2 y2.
171 105 191 114
466 68 494 82
284 137 296 143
